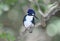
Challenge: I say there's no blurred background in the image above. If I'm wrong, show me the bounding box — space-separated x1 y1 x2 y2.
0 0 60 41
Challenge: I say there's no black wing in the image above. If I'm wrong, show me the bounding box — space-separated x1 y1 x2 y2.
31 17 35 25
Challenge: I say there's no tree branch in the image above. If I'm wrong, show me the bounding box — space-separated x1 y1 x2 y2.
38 1 58 17
44 2 58 17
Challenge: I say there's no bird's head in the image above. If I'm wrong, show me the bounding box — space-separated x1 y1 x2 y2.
27 9 39 19
27 9 35 16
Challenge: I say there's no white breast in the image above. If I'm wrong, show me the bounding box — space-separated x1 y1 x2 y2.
24 15 34 28
26 15 33 21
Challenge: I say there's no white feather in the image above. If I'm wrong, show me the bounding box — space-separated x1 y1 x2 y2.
26 15 33 21
24 15 34 28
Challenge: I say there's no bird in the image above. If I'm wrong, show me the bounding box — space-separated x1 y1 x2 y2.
23 9 38 33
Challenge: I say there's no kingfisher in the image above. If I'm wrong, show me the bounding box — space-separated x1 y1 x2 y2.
23 9 38 33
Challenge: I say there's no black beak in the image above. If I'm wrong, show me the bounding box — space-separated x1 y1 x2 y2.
34 15 39 20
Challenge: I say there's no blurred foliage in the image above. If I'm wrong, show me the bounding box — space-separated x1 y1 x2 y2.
8 9 19 21
52 34 60 41
0 3 9 16
38 0 47 13
0 0 17 16
31 0 56 13
0 3 10 11
0 23 3 28
0 0 24 41
38 0 44 4
0 27 16 41
0 32 16 41
0 10 3 16
40 5 47 13
31 0 47 13
3 0 18 6
46 16 60 37
20 0 29 7
32 4 38 11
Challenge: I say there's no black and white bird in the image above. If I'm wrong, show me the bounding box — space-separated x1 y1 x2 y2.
23 9 38 33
